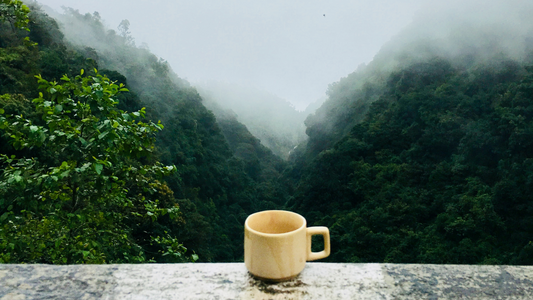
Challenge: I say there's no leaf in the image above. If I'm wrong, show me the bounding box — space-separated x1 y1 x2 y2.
80 69 84 75
98 132 109 140
94 163 103 175
55 105 63 113
0 212 9 222
30 125 38 133
0 108 4 114
38 132 46 144
80 162 91 172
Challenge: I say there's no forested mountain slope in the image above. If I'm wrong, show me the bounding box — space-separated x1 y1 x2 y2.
287 1 533 264
302 0 533 159
50 7 290 261
0 1 287 263
290 59 533 264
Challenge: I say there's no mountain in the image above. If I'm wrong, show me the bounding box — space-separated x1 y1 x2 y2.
197 81 308 159
3 0 533 265
0 1 287 263
285 0 533 264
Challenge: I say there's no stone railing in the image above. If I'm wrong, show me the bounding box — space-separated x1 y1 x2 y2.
1 263 533 299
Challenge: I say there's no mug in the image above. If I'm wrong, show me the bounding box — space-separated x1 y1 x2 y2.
244 210 330 281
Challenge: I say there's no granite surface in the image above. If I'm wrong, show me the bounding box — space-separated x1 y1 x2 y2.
1 263 532 299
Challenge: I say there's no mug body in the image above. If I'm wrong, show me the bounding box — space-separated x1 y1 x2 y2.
244 210 307 281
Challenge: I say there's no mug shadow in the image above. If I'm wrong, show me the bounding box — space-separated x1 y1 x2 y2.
240 272 309 300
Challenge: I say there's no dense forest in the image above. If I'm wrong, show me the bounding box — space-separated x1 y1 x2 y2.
287 1 533 264
0 0 286 263
1 0 533 265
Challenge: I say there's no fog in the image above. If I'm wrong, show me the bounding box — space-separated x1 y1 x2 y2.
298 0 533 158
377 0 533 68
34 0 425 110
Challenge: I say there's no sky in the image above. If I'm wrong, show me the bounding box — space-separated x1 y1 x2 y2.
35 0 426 110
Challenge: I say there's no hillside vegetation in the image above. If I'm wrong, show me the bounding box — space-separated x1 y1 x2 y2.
0 1 286 263
2 0 533 265
286 0 533 264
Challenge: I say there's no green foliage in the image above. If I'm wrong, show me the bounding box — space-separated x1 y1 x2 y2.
4 0 533 266
0 0 292 265
0 0 30 31
40 7 292 262
5 0 533 267
287 58 533 265
0 71 194 263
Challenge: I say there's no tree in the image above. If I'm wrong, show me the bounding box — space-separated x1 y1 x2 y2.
118 19 134 46
0 0 30 31
0 70 195 263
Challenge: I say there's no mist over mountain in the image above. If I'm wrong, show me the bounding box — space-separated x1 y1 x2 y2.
303 0 533 157
197 82 309 159
44 4 317 160
35 0 427 111
375 0 533 69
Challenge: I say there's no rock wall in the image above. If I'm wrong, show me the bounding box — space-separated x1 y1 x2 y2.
1 263 533 299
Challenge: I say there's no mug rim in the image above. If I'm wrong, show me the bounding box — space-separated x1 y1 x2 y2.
245 210 306 237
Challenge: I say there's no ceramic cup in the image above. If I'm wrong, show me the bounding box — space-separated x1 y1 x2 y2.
244 210 330 281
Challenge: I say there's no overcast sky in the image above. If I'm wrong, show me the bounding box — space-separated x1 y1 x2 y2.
36 0 426 110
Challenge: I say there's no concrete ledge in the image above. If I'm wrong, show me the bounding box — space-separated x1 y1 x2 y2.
1 263 533 299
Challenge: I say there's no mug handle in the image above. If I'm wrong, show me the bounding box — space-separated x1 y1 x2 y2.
306 227 331 261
